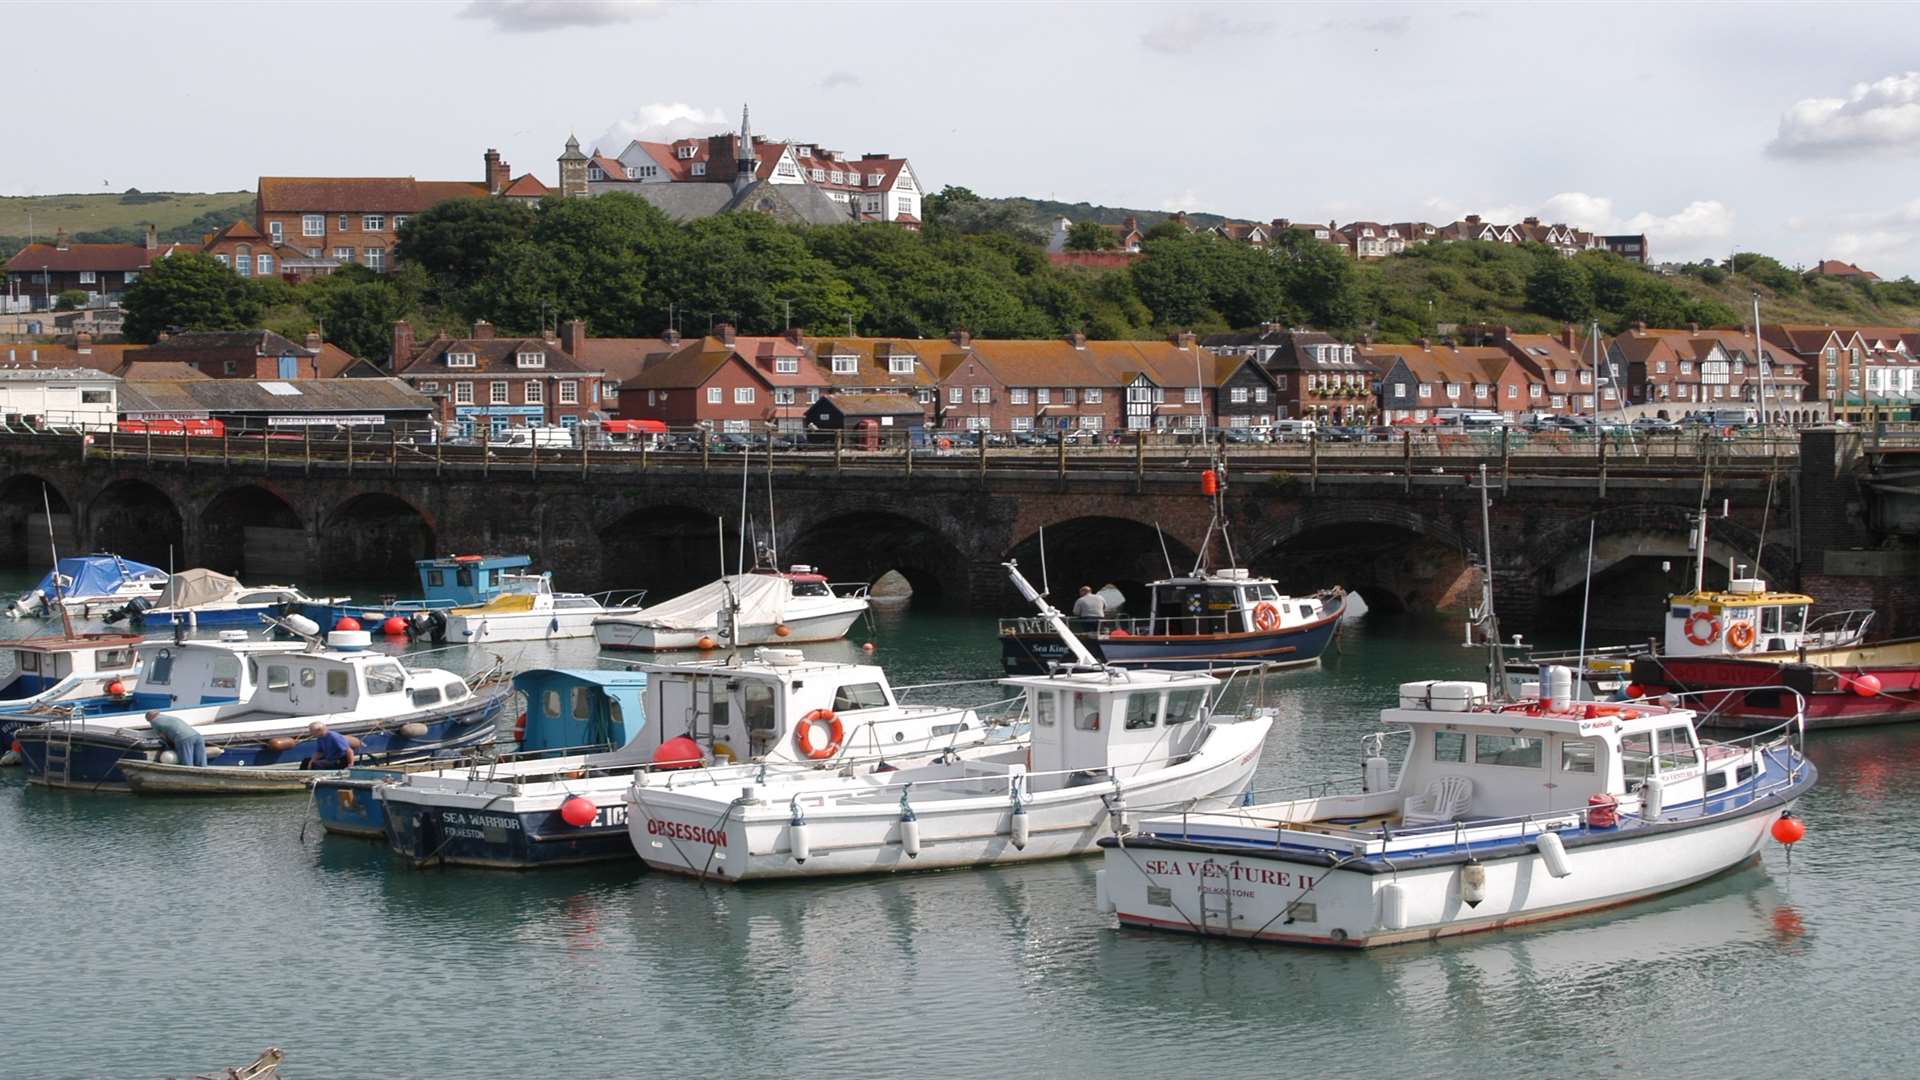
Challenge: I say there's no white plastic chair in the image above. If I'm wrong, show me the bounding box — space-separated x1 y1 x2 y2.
1402 776 1473 827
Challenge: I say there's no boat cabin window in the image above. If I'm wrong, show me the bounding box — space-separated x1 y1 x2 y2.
831 682 888 711
1474 734 1543 768
1164 689 1203 724
1433 731 1467 762
1761 605 1782 635
1253 584 1281 601
237 592 282 605
425 570 445 587
543 689 563 717
1784 605 1807 633
365 664 406 695
1656 726 1699 771
791 581 830 597
1705 772 1728 793
1560 740 1597 773
555 597 596 610
447 681 467 702
607 697 622 725
147 649 173 686
97 649 134 670
15 651 39 674
1124 693 1158 730
1735 763 1755 783
1620 731 1654 789
456 567 474 587
1073 693 1101 731
573 687 593 719
211 653 239 690
411 686 442 708
266 665 291 692
743 682 777 731
301 668 317 689
1034 692 1057 727
327 670 350 697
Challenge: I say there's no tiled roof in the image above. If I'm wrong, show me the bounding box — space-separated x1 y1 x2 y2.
619 339 739 390
137 330 314 356
203 219 262 244
256 176 489 213
117 361 212 381
809 338 948 388
502 173 551 197
4 242 172 273
566 336 683 382
394 335 597 376
119 377 433 416
811 392 924 417
0 342 138 373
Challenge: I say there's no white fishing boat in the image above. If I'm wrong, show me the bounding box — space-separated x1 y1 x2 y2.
593 567 868 652
1097 668 1813 947
622 562 1273 882
371 654 997 868
440 569 644 644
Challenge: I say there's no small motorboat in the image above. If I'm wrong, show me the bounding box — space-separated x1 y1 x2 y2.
440 570 644 643
370 652 996 869
121 760 345 796
7 553 168 619
593 566 868 652
1096 667 1814 947
0 631 145 758
11 621 509 791
622 562 1273 882
120 568 347 631
300 553 541 641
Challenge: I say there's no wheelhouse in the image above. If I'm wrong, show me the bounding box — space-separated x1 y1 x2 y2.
1661 578 1857 658
1002 669 1219 791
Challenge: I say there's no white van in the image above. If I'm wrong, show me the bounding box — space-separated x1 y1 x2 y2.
1267 419 1318 442
492 425 576 450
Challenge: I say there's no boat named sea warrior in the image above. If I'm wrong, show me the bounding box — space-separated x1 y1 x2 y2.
998 457 1344 674
1096 671 1814 948
11 628 509 792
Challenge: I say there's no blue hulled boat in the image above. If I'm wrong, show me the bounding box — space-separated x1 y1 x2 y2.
0 632 147 756
12 630 509 791
126 568 347 631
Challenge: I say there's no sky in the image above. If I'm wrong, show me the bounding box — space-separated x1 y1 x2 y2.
6 0 1920 274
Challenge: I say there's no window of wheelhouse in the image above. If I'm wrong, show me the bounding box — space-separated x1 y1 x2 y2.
1560 739 1597 773
831 682 888 711
1124 692 1158 730
1783 605 1807 633
15 650 39 674
211 653 240 690
1620 731 1654 789
791 581 829 597
1033 691 1057 727
97 648 134 670
147 649 173 686
1164 689 1203 724
1656 726 1699 771
1761 604 1782 635
742 681 777 731
1073 693 1101 731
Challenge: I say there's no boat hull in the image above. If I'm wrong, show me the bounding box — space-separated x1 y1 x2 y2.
380 792 635 869
121 761 340 796
137 604 289 630
313 774 393 838
444 607 611 644
1100 758 1813 948
596 602 866 652
1000 602 1343 675
1634 647 1920 730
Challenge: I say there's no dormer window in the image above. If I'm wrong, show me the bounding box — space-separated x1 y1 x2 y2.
692 162 706 176
775 357 799 374
867 173 882 186
889 356 914 375
516 351 546 369
831 355 857 375
588 166 604 181
447 351 476 368
676 144 695 159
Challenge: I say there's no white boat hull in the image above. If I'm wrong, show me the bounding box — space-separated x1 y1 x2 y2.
446 607 617 643
595 598 866 652
1101 794 1798 947
627 719 1269 881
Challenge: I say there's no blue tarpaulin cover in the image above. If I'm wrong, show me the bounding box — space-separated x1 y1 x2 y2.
29 555 167 600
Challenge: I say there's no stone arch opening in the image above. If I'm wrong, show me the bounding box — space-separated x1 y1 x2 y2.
1006 517 1198 614
90 478 183 569
1250 515 1472 617
598 505 727 602
783 510 971 609
200 485 306 579
0 474 72 568
1530 518 1783 639
322 493 434 585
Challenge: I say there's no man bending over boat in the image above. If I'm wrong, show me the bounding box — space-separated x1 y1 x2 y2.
148 710 207 768
303 722 355 771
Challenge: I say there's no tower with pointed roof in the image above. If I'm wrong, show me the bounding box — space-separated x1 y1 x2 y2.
734 104 757 193
557 134 589 198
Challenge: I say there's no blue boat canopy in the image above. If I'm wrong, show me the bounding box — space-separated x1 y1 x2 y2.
416 554 533 606
31 554 166 600
512 668 647 752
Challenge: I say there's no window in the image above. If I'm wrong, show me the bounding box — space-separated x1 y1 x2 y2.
1164 689 1203 724
365 663 405 695
1560 740 1597 773
773 387 794 405
947 387 963 404
82 389 110 403
1554 370 1567 385
394 215 409 231
1085 388 1102 404
299 667 318 690
1184 387 1202 403
490 381 508 404
1063 388 1076 405
1506 384 1518 399
268 220 283 243
1620 731 1654 789
971 386 990 403
831 356 857 375
360 247 383 271
1253 387 1267 404
215 255 230 267
1011 416 1032 431
1474 734 1543 767
558 381 578 404
1035 692 1056 727
775 357 799 374
691 162 706 176
454 382 473 404
1010 388 1030 405
257 254 272 276
1418 384 1432 399
1036 388 1051 405
333 247 353 262
525 381 543 404
1529 384 1543 399
889 356 914 374
1433 731 1467 762
266 665 291 692
1124 693 1158 730
1072 694 1101 731
1657 726 1699 771
338 214 350 231
223 360 237 375
1230 387 1249 403
302 215 324 237
516 351 545 369
363 214 385 232
1393 384 1407 399
235 257 251 277
831 682 890 711
707 386 722 404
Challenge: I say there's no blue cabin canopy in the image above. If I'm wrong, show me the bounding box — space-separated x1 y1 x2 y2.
512 668 646 753
415 554 533 606
31 554 166 600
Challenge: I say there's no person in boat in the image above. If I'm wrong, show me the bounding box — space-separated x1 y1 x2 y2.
148 710 207 768
1072 585 1107 619
302 721 356 771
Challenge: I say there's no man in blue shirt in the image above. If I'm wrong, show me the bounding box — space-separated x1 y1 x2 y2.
148 710 206 767
302 721 355 770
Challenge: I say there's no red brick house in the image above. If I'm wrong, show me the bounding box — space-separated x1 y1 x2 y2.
388 320 609 435
200 220 340 280
4 226 181 310
615 326 826 432
123 330 327 379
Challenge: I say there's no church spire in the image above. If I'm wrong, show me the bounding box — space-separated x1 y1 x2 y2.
735 103 755 191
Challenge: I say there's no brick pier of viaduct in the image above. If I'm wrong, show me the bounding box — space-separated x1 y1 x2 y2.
1 432 1830 636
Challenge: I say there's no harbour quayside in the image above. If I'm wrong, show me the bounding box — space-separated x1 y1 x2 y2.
1096 668 1814 947
12 618 509 791
363 651 1000 869
999 459 1344 674
623 562 1273 882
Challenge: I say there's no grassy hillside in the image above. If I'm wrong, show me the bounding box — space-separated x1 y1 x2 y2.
0 190 254 259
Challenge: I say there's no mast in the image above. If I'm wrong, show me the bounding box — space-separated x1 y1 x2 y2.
1472 465 1507 699
1752 291 1769 426
1694 504 1708 594
42 486 74 639
1004 560 1101 669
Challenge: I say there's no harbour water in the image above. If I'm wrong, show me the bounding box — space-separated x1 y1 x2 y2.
0 584 1913 1078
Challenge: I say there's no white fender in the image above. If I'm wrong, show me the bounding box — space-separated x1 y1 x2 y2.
900 815 922 858
788 819 811 863
1641 778 1665 821
1363 756 1390 792
1379 883 1407 930
1459 861 1487 908
1537 829 1573 878
1009 807 1030 850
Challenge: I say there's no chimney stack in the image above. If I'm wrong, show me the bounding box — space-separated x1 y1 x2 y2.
391 320 414 366
1067 331 1086 349
716 322 736 346
561 318 586 357
53 228 69 251
1413 338 1430 349
144 223 158 251
1561 323 1576 348
1172 331 1197 349
471 320 494 340
1687 322 1700 333
950 328 971 347
662 328 681 347
484 149 509 195
1632 321 1647 333
75 331 93 355
784 326 805 347
304 330 323 353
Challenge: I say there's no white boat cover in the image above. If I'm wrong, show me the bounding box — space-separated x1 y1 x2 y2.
161 569 242 609
623 573 791 630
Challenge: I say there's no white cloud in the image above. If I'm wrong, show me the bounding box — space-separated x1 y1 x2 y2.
593 103 731 155
1139 9 1273 55
460 1 664 33
1768 71 1920 158
1162 189 1209 213
1322 14 1412 36
820 71 862 90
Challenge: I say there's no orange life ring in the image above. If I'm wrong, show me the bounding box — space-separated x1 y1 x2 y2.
1684 611 1720 646
1725 620 1755 650
936 437 953 451
1252 602 1280 631
795 708 844 760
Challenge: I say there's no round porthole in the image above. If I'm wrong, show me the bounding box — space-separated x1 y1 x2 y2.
1329 928 1348 942
894 731 905 742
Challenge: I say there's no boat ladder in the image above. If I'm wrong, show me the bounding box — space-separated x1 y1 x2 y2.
1197 857 1236 937
43 723 75 787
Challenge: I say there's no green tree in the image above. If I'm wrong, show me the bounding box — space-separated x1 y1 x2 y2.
1131 232 1222 327
1731 252 1800 294
526 193 680 334
395 197 538 311
657 213 861 335
1525 257 1594 322
1274 235 1366 329
54 289 88 311
121 252 260 342
303 267 407 361
1064 220 1116 251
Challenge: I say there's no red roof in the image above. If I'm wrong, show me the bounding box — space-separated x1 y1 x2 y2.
502 173 551 197
256 176 489 213
5 242 171 273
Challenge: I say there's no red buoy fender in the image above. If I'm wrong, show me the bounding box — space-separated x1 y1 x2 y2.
795 709 844 760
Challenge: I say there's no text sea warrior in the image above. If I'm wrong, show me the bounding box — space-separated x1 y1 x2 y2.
1139 858 1314 889
648 818 729 847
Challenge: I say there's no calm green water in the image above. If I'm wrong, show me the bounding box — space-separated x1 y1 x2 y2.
0 576 1913 1079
